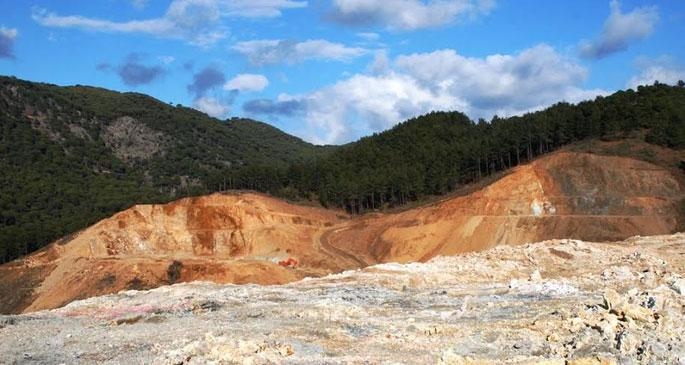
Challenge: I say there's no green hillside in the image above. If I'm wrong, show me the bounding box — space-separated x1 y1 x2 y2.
0 76 329 262
298 82 685 212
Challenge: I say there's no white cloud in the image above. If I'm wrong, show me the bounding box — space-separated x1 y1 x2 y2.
245 44 607 145
233 39 367 66
0 26 18 59
296 72 457 144
329 0 495 30
193 96 230 117
356 32 380 41
579 0 658 59
395 44 600 117
627 57 685 89
32 0 307 47
224 73 269 92
368 50 390 74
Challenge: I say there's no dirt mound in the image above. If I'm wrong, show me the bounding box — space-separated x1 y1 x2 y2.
1 151 682 314
0 194 347 313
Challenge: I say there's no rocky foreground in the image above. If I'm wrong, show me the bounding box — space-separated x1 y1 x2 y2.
1 234 684 364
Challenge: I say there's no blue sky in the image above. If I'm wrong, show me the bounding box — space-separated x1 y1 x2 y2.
0 0 683 144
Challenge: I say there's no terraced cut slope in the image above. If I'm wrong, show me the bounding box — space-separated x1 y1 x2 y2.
0 150 682 314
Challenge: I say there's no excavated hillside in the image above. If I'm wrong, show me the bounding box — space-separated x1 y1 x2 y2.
327 150 683 264
0 149 683 314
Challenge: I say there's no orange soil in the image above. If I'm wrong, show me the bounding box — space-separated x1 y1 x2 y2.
0 150 682 314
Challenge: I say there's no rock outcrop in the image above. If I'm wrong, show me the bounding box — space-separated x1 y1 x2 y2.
1 234 683 364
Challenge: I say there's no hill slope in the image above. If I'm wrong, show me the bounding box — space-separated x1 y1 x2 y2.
301 83 685 212
0 76 329 263
1 146 682 314
2 77 685 265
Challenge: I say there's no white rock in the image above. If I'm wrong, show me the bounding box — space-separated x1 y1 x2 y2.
530 269 542 282
669 278 685 295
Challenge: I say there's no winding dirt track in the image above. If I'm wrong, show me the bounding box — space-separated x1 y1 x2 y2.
315 223 369 268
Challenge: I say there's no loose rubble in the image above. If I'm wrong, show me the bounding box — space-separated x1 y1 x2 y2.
0 234 684 364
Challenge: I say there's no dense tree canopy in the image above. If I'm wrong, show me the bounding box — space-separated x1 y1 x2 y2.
286 82 685 213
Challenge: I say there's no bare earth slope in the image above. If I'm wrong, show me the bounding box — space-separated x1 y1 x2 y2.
1 234 684 364
327 151 683 264
0 150 682 314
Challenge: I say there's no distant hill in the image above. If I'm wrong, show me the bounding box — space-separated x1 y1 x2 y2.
0 76 329 262
299 82 685 212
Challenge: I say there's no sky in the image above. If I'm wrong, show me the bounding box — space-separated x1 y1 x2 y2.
0 1 684 145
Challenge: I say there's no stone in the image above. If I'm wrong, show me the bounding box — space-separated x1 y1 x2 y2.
603 289 622 310
567 357 617 365
530 269 542 282
669 278 685 295
621 303 654 323
616 330 640 355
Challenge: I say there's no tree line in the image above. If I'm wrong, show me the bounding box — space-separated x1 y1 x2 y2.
230 81 685 214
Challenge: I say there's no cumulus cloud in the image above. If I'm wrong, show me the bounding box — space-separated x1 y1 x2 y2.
193 96 230 117
187 65 226 98
98 54 166 86
32 0 307 47
579 0 658 59
224 74 269 92
394 45 600 115
233 39 367 66
0 27 18 59
245 44 607 144
627 57 685 89
328 0 495 30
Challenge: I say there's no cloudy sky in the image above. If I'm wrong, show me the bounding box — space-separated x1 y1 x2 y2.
0 1 683 144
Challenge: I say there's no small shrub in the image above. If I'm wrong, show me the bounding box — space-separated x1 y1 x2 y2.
167 260 183 284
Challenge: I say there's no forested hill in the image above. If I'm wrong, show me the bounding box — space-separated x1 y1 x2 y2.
288 81 685 213
0 76 329 262
2 76 684 263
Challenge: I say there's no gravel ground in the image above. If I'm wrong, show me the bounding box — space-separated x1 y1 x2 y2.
1 234 684 364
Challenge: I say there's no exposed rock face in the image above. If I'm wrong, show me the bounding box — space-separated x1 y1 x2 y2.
1 234 683 364
0 151 682 314
101 116 168 161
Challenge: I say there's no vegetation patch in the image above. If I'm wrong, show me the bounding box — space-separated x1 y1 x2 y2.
167 260 183 284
